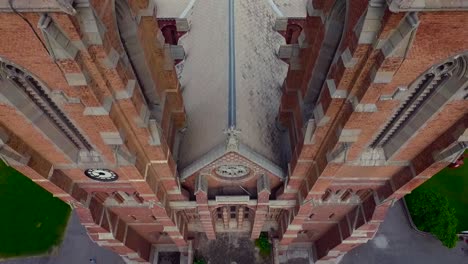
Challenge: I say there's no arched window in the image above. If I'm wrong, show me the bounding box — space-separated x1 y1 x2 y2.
340 189 353 201
371 54 468 158
356 189 373 201
321 188 332 201
0 60 92 161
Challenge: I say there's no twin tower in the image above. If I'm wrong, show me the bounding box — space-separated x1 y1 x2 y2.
0 0 466 263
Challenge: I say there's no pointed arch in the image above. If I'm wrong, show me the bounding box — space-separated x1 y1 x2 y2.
0 58 92 161
371 53 468 158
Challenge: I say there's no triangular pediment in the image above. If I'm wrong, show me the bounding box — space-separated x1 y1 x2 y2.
179 142 285 181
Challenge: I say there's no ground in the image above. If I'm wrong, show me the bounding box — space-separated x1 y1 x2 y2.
194 233 272 264
1 199 467 263
340 200 468 264
407 151 468 231
0 161 70 259
0 211 125 264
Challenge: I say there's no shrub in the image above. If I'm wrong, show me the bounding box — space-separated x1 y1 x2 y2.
406 188 459 248
255 232 272 258
193 257 206 264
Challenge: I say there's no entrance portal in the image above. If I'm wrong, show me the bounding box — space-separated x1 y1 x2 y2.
214 205 252 233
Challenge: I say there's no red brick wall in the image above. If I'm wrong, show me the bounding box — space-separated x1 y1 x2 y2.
278 0 468 261
0 1 189 262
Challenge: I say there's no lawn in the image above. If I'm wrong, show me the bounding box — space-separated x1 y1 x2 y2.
410 150 468 232
0 159 71 259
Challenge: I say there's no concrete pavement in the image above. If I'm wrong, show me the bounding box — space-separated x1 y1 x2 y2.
3 200 468 264
340 200 468 264
0 211 124 264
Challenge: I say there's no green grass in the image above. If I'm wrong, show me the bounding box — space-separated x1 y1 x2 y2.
410 150 468 232
0 159 71 259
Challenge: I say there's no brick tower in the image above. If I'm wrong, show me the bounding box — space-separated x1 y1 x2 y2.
0 1 466 264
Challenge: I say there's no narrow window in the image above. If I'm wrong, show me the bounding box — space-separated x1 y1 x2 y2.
321 189 332 201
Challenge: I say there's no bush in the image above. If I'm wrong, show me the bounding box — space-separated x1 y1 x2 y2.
406 188 458 248
255 232 272 258
193 258 206 264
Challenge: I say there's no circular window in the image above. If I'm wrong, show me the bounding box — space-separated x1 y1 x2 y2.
84 169 118 182
215 165 250 178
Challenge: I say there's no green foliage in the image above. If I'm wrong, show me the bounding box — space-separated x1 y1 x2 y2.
255 232 272 258
0 160 71 258
406 188 459 248
193 258 206 264
413 151 468 231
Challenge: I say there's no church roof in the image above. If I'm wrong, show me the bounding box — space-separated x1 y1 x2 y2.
155 0 195 18
175 0 289 174
271 0 308 18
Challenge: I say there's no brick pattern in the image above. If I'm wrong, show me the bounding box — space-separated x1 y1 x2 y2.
276 0 468 261
251 190 270 239
1 1 468 263
0 0 188 262
182 151 282 198
195 184 216 239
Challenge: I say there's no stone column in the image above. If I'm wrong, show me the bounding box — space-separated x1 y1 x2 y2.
222 206 229 229
251 175 270 239
237 206 245 228
187 240 194 264
272 239 280 264
195 175 216 240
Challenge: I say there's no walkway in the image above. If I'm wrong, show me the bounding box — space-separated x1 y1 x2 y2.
194 233 271 264
340 200 468 264
0 211 124 264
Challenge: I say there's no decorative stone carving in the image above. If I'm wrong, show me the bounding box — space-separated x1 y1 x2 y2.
224 127 241 152
371 54 468 158
0 59 93 152
215 164 250 178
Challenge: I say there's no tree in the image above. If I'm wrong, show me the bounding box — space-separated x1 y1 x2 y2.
255 232 272 257
406 188 459 248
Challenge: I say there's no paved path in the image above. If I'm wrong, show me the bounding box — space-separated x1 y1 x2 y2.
195 233 271 264
340 200 468 264
4 200 468 264
0 211 124 264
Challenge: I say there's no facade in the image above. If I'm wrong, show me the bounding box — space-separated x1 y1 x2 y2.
0 0 467 263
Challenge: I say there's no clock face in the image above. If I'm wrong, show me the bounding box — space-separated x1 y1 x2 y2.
215 165 250 178
84 169 118 182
